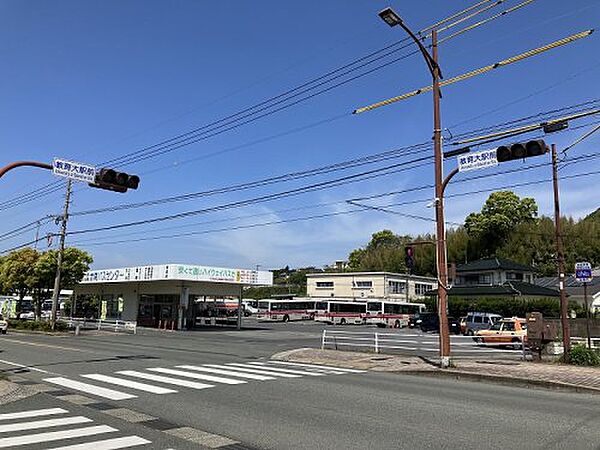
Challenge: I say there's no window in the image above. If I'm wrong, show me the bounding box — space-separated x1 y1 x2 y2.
388 281 406 294
316 281 334 289
506 272 524 281
473 316 483 324
478 274 492 284
502 321 516 331
353 281 372 289
415 283 432 296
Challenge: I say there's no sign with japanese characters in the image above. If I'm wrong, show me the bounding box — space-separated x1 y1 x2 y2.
575 261 592 283
81 264 273 286
53 158 97 183
457 149 498 172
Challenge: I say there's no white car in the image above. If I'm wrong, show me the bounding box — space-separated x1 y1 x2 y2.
0 314 8 334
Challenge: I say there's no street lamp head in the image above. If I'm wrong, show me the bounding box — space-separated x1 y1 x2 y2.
378 7 403 27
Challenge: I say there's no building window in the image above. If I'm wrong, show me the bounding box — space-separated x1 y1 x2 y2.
478 274 492 284
415 283 433 296
315 281 334 289
388 281 406 294
353 281 373 289
506 272 523 281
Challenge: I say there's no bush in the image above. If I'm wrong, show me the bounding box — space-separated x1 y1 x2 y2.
569 344 600 366
7 319 68 333
423 297 575 318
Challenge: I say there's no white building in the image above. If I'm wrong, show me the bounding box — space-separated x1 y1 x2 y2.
306 272 437 302
73 263 272 330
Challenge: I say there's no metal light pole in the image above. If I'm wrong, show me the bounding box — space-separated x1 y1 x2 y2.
551 144 571 360
51 179 73 331
378 8 451 367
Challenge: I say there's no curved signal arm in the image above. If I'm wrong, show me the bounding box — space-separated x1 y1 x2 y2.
441 167 460 196
0 161 53 180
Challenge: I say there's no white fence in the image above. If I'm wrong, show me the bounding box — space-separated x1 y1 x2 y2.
321 329 527 359
62 317 137 334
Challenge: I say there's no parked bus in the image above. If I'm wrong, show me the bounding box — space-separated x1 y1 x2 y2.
364 301 426 328
257 299 327 322
314 301 367 325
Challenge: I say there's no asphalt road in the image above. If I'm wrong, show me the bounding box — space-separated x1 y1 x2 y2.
1 321 599 449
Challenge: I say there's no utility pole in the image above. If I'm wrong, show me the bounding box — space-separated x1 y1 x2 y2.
34 220 41 249
551 144 570 360
584 282 591 349
432 29 451 368
51 179 73 331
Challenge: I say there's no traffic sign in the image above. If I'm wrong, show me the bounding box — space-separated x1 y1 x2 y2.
53 158 96 183
575 261 592 283
457 148 498 172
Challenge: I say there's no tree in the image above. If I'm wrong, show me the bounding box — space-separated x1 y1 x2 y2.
465 191 538 256
0 248 39 304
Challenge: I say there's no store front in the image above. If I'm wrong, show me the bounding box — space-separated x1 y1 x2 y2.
72 263 272 330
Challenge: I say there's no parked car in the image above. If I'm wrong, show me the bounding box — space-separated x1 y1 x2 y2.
0 314 8 334
463 312 502 335
474 317 527 348
419 313 461 334
408 313 423 329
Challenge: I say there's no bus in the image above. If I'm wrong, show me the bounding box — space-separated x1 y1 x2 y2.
364 301 426 328
314 301 367 325
257 299 327 322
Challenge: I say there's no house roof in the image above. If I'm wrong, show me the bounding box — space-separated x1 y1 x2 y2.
425 281 559 298
455 257 533 273
536 270 600 296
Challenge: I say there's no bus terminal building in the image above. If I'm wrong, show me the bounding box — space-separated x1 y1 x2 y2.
73 263 273 329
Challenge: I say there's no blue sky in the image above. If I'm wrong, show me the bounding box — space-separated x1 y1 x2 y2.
1 0 599 270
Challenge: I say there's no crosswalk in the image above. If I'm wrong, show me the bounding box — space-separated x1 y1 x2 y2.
43 361 364 401
0 407 151 449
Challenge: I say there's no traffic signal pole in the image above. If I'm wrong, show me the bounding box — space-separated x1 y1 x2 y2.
51 179 73 331
431 30 451 368
551 144 571 360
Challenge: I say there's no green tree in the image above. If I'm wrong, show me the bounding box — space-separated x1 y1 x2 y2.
0 248 39 303
465 191 538 256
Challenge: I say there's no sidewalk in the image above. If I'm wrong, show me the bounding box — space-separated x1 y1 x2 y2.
272 348 600 394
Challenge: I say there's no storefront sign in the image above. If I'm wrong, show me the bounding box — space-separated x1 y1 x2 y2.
81 263 272 286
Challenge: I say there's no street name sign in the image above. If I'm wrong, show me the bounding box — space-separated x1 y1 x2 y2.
53 158 96 183
575 261 592 283
457 148 498 172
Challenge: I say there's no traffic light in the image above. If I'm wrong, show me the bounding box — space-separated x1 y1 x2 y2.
90 168 140 193
405 246 414 272
496 139 549 163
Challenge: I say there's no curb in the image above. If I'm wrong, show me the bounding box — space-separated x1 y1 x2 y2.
402 369 600 395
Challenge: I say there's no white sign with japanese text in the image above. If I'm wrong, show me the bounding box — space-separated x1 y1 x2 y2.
457 149 498 172
81 263 273 286
53 158 97 183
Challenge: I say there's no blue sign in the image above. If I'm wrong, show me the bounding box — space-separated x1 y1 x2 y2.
575 262 592 283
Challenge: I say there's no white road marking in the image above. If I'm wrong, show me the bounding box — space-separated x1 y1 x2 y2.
116 370 214 389
47 435 151 450
222 364 302 378
0 425 117 448
245 362 326 376
0 408 67 421
0 416 92 434
0 358 49 374
176 365 275 381
44 377 137 401
148 368 247 385
269 361 366 373
81 374 178 394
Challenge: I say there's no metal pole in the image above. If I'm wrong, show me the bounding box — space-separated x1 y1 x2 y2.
406 269 410 304
432 29 451 368
551 144 571 360
34 220 41 250
51 179 72 331
584 282 591 349
237 285 243 331
0 161 53 180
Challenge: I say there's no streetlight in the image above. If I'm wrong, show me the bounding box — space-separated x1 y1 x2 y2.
378 7 451 368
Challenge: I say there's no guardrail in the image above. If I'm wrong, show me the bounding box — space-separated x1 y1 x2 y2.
62 317 137 334
571 337 600 349
321 329 528 360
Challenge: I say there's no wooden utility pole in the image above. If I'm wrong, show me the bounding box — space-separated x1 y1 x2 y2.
51 179 72 331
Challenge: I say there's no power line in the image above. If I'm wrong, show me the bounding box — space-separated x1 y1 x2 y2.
64 168 600 249
0 0 516 210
